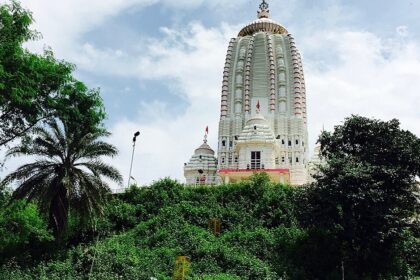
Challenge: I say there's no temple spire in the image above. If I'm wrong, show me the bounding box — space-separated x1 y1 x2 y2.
258 0 270 19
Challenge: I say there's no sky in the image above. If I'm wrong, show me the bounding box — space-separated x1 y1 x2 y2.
1 0 420 188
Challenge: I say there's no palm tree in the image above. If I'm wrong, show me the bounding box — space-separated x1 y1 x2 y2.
1 119 123 237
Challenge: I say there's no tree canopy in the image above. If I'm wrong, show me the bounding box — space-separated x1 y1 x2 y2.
0 1 105 147
304 115 420 279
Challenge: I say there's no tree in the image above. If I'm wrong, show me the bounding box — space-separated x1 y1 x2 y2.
0 186 10 209
1 119 123 238
305 115 420 279
0 200 53 256
0 1 105 147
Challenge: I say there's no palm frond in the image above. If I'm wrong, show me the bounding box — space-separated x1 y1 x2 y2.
76 141 118 160
71 169 110 218
75 160 123 184
2 161 57 184
2 117 121 238
49 119 68 154
11 167 56 201
6 144 35 158
33 137 65 161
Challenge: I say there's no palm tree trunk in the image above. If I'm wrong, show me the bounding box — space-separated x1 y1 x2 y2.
49 183 69 239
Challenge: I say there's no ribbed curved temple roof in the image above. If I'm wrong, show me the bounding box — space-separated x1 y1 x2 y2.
236 114 276 143
238 18 288 37
184 153 218 171
194 142 215 155
185 141 218 171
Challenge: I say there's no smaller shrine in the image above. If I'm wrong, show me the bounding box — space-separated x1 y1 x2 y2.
184 128 219 185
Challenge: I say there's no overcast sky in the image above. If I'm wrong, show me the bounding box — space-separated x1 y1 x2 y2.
1 0 420 187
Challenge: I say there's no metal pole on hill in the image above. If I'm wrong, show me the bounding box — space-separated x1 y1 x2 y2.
127 131 140 189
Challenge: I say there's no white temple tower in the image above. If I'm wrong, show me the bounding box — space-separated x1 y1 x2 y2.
184 131 219 185
217 1 309 185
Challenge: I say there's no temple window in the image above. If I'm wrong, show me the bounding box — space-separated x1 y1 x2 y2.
281 157 285 162
222 140 226 147
281 139 285 145
295 139 299 145
288 140 292 146
296 157 299 163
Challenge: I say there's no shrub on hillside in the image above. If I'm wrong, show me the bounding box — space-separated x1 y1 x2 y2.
0 200 53 259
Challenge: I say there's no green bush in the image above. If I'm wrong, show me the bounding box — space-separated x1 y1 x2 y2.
0 174 418 279
0 200 53 256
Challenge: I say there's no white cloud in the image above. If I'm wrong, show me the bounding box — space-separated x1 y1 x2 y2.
136 23 238 97
12 0 247 61
305 30 420 148
396 25 409 37
106 23 235 186
16 0 154 55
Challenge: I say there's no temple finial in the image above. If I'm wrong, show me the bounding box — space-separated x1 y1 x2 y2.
204 126 209 143
258 0 270 19
260 0 269 10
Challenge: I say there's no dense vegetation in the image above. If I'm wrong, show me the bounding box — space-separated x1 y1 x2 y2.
305 116 420 279
0 1 419 279
0 171 418 279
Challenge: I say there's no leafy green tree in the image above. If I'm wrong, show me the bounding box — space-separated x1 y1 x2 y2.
0 1 105 147
305 115 420 279
0 200 53 255
1 119 123 238
0 186 10 207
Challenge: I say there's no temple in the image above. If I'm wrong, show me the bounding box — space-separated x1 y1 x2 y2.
184 1 309 186
184 130 219 185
